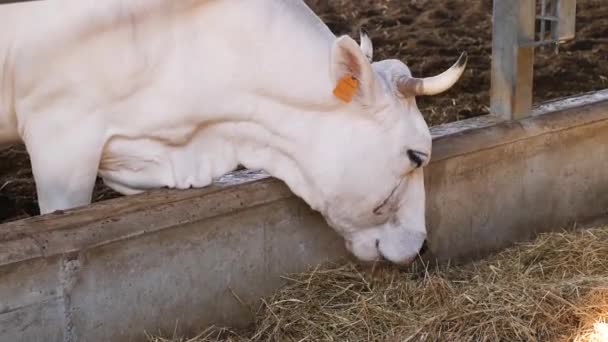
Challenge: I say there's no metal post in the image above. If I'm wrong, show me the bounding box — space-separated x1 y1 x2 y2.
490 0 536 120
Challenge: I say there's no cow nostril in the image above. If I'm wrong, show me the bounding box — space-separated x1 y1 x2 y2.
419 240 429 255
375 239 388 261
345 239 353 251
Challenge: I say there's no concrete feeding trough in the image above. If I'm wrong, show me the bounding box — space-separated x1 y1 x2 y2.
1 89 608 342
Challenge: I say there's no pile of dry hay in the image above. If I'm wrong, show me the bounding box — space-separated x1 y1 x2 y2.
149 225 608 342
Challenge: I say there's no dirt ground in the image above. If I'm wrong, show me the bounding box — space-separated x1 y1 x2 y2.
1 0 607 224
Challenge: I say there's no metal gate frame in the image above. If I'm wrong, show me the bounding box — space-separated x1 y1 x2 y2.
490 0 577 120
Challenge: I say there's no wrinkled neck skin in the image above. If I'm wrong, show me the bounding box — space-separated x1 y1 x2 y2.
206 82 341 215
177 1 347 213
211 101 333 214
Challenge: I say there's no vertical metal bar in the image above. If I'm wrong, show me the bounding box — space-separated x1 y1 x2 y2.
490 0 537 120
540 0 547 43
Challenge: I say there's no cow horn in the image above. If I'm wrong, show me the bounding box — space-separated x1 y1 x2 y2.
397 51 467 96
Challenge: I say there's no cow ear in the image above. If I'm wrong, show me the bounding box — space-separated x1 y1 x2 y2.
330 35 378 105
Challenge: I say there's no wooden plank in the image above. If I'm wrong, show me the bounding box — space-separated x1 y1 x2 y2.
552 0 577 42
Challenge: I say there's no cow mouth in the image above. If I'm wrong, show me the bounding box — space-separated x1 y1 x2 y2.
375 238 429 266
375 238 387 261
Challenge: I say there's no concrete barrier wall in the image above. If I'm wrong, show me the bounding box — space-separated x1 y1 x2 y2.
426 90 608 261
1 90 607 341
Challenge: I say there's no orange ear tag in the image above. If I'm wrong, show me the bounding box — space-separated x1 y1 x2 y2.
333 76 359 103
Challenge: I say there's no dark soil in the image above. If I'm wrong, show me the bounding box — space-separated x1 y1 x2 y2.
1 0 607 224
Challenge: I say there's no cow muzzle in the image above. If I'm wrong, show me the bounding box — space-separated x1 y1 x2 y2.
376 239 429 266
344 229 428 267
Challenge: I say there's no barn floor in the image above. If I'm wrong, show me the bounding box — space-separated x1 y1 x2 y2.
1 0 607 224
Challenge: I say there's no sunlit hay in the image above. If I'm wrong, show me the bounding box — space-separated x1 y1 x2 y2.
577 322 608 342
568 288 608 342
149 225 608 342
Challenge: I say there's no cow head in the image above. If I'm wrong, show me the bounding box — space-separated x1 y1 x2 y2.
304 32 466 266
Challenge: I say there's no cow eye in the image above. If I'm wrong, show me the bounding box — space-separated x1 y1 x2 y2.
407 149 427 168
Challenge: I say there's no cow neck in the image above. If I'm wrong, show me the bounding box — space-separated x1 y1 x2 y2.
201 8 341 212
217 95 332 214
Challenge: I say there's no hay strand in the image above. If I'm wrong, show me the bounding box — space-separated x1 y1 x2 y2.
149 225 608 342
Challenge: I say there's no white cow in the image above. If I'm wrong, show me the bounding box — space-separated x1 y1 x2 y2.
0 0 466 265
